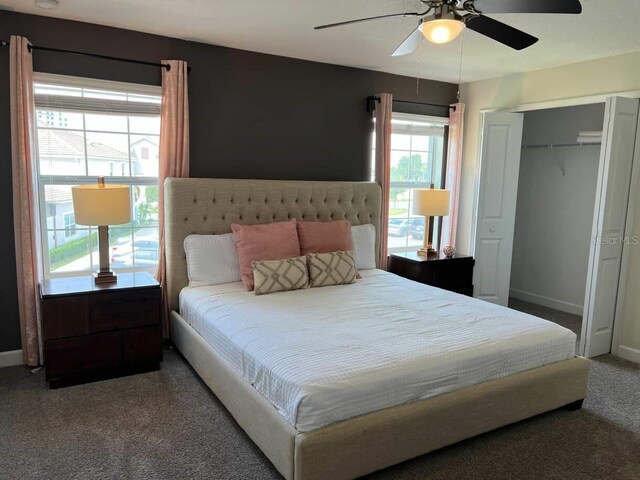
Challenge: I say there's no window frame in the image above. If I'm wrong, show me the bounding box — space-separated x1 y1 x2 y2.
373 111 450 254
33 73 162 279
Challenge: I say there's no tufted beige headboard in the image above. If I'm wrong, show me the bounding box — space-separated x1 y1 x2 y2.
164 178 382 312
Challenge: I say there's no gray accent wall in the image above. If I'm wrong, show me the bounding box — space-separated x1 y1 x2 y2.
510 104 605 314
0 10 458 352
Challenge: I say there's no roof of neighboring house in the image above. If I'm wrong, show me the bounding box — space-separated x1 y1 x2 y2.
130 136 159 148
45 186 72 203
38 128 128 160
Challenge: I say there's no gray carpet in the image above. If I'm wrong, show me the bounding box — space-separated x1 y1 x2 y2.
508 298 583 338
1 348 638 480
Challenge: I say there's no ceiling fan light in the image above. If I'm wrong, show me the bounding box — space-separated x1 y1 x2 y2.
421 19 465 44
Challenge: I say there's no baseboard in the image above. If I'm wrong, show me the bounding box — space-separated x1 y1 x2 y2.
0 349 23 368
615 345 640 364
509 289 584 316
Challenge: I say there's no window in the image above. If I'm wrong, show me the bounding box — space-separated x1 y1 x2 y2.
63 213 76 238
34 73 162 278
372 112 449 254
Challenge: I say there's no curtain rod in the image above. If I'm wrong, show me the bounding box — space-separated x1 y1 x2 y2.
367 95 455 113
0 40 191 73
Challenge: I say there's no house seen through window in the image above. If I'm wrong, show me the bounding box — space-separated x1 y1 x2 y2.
34 73 161 277
373 112 449 254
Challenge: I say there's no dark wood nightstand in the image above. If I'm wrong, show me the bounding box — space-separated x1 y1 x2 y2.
388 252 475 296
40 272 162 389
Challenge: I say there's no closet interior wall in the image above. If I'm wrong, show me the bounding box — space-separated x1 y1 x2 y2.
510 104 606 315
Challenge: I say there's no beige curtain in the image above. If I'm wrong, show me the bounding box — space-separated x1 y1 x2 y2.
374 93 392 270
10 35 42 367
156 60 190 335
440 103 465 249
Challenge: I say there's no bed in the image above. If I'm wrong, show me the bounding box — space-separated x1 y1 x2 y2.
165 178 589 480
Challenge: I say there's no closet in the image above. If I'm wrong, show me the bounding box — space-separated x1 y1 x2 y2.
510 104 605 349
473 96 640 359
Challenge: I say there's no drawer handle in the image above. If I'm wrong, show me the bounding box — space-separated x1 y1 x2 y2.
489 227 496 233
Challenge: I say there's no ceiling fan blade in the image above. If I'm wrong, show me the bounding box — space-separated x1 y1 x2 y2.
391 26 422 57
465 15 538 50
472 0 582 14
314 10 427 30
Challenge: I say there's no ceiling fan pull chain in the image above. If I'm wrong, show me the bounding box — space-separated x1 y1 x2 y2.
416 32 424 95
456 27 466 101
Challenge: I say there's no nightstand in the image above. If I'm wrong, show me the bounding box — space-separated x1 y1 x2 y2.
40 272 162 389
388 252 475 296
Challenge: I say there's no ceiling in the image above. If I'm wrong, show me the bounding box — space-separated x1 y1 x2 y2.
3 0 640 83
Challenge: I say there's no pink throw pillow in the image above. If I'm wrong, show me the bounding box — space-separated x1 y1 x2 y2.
231 220 301 291
297 220 353 255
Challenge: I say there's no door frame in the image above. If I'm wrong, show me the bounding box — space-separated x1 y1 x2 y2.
474 92 640 357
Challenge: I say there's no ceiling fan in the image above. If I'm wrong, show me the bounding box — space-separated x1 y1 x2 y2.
314 0 582 56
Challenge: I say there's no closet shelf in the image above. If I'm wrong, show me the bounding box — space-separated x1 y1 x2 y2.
521 142 601 176
520 142 601 176
521 142 601 149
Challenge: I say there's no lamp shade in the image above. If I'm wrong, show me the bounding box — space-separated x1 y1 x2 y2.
420 18 465 44
72 184 131 226
412 188 450 217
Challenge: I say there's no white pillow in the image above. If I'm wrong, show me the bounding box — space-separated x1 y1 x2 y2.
351 224 377 270
184 233 241 287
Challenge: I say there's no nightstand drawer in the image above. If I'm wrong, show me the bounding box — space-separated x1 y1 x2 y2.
42 296 89 340
422 260 473 288
124 325 162 365
89 290 160 333
446 284 474 296
45 331 122 379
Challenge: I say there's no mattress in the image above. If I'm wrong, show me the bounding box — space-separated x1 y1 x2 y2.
179 269 576 433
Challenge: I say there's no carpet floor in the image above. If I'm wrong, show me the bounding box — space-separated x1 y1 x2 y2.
508 298 583 338
1 348 638 480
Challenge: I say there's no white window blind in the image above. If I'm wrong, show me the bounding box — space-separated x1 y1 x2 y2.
34 73 161 116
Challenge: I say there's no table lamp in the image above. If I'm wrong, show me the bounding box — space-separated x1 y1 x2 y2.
412 185 450 257
72 177 131 284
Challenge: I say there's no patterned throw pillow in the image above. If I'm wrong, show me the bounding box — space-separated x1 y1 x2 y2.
252 256 309 295
307 250 357 288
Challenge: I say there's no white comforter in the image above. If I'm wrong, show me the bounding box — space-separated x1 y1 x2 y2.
179 269 576 432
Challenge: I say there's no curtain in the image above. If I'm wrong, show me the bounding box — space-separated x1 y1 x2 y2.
10 35 42 367
440 102 465 249
374 93 392 270
156 60 190 336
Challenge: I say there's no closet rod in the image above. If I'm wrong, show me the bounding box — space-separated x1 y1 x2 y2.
521 142 601 149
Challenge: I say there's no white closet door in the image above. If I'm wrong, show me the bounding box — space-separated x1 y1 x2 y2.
583 97 640 358
473 112 524 305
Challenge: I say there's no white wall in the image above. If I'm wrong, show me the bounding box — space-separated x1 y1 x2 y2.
510 105 604 314
459 51 640 361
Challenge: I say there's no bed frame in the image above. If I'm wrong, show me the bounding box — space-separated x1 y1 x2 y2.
165 178 590 480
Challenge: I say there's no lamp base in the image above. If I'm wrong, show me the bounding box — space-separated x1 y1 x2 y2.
94 271 117 284
95 225 117 285
417 246 438 258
